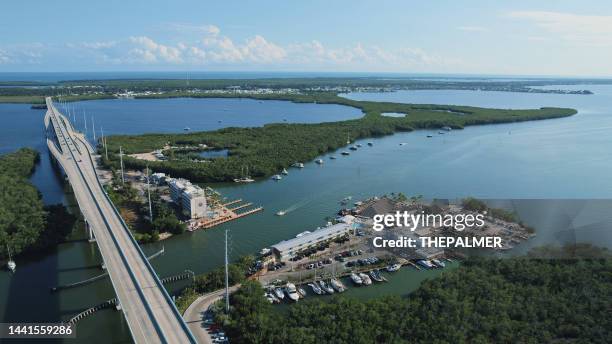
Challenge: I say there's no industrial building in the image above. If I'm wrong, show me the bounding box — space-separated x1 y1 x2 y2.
271 223 352 262
167 177 207 219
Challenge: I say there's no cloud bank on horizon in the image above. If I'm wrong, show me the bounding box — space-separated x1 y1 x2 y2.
2 1 612 76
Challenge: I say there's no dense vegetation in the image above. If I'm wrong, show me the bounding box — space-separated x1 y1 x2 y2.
103 173 185 243
0 148 76 258
223 248 612 343
102 92 576 182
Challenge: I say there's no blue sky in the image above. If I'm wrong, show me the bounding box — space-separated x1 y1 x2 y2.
3 0 612 76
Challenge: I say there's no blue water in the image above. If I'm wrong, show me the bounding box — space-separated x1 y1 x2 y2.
57 97 362 137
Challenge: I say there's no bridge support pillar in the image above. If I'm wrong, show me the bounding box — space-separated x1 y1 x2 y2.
86 219 96 243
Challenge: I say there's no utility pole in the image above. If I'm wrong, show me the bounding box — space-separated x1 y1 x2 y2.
92 116 96 142
119 146 125 185
102 127 108 160
146 165 153 223
225 229 230 313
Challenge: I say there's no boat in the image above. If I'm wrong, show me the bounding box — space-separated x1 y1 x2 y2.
340 196 352 205
276 210 286 216
281 168 289 175
266 292 279 303
349 146 358 151
426 134 433 138
260 248 271 255
6 244 15 273
274 287 285 299
292 162 305 168
341 151 350 155
350 272 363 285
432 259 446 268
183 127 190 131
234 166 255 183
369 269 384 282
359 273 372 285
330 278 346 292
438 131 445 135
272 174 282 181
441 126 452 131
367 142 373 146
297 286 307 298
318 280 334 294
417 260 434 269
285 283 300 302
308 282 324 295
399 142 407 146
386 263 401 272
315 159 324 164
329 156 336 159
356 144 362 148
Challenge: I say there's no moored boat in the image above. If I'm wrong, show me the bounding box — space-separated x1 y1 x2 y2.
274 287 285 299
308 282 324 295
369 269 384 282
432 259 446 268
350 272 363 285
341 151 350 155
297 286 307 298
386 263 402 272
285 283 300 302
318 280 334 294
292 162 305 168
272 174 282 180
315 159 324 164
330 278 346 292
281 168 289 175
417 260 434 269
359 273 372 285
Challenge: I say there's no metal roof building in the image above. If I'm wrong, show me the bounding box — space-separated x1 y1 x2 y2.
271 223 352 261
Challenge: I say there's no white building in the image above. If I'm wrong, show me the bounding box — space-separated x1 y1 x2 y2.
271 223 352 262
166 178 207 219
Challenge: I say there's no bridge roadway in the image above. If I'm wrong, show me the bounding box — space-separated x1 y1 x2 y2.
44 97 197 344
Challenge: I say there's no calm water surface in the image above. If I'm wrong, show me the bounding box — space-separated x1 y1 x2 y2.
2 87 612 342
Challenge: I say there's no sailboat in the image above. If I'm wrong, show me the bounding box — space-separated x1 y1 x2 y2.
6 244 16 273
234 166 255 183
281 168 289 175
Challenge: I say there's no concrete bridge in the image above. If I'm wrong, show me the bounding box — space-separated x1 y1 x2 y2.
44 97 197 344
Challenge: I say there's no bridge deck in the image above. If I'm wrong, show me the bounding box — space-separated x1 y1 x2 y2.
44 97 196 344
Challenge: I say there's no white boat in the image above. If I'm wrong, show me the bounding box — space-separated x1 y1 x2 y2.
330 278 346 292
260 248 271 255
183 127 190 131
350 272 363 285
426 134 433 138
308 282 323 295
272 174 282 180
315 159 324 164
285 283 300 302
318 280 334 294
266 293 278 303
234 166 255 183
6 244 15 273
297 286 307 298
417 260 434 269
356 144 362 147
292 162 305 168
276 210 286 216
399 142 407 146
432 259 446 268
386 264 401 272
274 287 285 299
281 168 289 175
359 273 372 285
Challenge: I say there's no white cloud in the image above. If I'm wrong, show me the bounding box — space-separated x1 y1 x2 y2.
1 24 456 71
509 11 612 46
457 26 488 32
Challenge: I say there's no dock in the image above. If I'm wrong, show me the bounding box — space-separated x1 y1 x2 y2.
190 198 263 230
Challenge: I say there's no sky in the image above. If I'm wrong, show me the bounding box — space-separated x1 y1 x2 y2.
2 0 612 76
